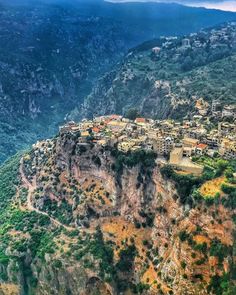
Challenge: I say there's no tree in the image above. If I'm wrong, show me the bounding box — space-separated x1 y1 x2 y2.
181 56 193 71
124 108 140 121
116 244 136 272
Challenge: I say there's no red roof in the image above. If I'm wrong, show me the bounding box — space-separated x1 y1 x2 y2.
92 127 100 133
196 143 208 149
135 118 146 123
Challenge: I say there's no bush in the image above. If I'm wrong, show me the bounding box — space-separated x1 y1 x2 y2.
221 184 236 195
124 108 140 121
116 244 136 272
92 155 101 167
112 149 156 183
53 259 62 269
179 231 189 242
209 239 230 264
161 165 202 205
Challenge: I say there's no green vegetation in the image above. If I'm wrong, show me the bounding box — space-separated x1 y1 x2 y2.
124 108 141 121
208 273 236 295
161 156 236 205
160 165 202 205
111 148 156 185
116 244 137 273
115 244 137 292
209 239 231 265
84 25 236 121
42 198 73 225
88 227 114 280
132 282 150 294
193 156 236 179
0 154 21 212
0 154 58 290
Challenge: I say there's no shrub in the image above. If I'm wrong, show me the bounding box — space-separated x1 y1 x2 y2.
116 244 136 272
209 239 231 264
53 260 62 269
179 231 189 242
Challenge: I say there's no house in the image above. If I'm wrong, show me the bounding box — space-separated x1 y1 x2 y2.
195 143 208 155
182 38 191 48
118 141 136 153
202 134 219 149
92 127 100 133
71 126 81 133
219 139 236 160
97 139 107 146
183 137 199 148
81 131 90 137
153 136 174 156
183 147 192 157
211 100 221 113
152 47 161 54
135 118 146 126
59 125 71 134
110 114 122 121
222 105 236 118
107 121 127 132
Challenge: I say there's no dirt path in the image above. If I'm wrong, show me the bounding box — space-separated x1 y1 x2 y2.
19 158 75 232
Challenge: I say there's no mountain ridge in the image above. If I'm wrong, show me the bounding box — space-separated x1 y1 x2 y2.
79 22 236 121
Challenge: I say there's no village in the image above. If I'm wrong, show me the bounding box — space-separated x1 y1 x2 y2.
152 21 236 56
58 99 236 176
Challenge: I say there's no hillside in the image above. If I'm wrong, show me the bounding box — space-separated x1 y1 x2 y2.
0 120 235 294
80 22 236 121
1 1 236 163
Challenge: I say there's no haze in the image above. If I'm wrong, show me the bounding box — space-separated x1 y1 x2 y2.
2 0 236 12
109 1 236 12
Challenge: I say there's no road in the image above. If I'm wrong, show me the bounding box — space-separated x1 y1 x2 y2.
19 158 75 232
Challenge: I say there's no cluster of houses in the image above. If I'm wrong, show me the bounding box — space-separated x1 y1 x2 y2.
152 22 236 55
195 98 236 119
59 105 236 175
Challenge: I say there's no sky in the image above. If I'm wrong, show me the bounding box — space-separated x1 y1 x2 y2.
109 1 236 12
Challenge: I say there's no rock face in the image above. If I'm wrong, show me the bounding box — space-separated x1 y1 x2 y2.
0 130 234 295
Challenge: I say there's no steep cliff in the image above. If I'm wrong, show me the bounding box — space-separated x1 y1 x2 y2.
0 130 235 294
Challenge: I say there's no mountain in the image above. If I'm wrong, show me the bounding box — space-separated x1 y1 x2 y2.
0 120 235 294
0 0 236 163
80 22 236 121
111 0 236 13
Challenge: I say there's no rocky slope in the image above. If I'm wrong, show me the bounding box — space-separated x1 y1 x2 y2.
0 129 235 294
1 1 236 162
80 23 236 121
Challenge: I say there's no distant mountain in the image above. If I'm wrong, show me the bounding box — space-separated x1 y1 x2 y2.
110 0 236 12
0 0 236 162
80 22 236 121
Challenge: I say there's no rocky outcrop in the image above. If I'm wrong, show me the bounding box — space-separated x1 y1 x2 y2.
0 131 235 295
